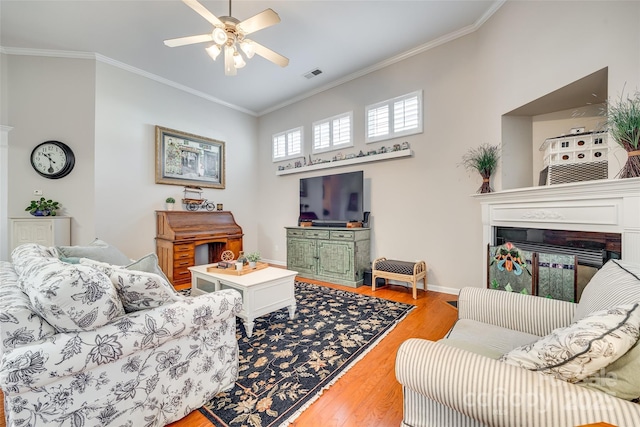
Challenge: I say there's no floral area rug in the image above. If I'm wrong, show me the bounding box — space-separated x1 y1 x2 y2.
198 281 415 427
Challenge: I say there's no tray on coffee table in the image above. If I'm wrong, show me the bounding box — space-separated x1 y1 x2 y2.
206 261 269 275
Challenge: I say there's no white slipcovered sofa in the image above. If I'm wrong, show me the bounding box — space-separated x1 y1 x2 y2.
396 259 640 426
1 243 242 426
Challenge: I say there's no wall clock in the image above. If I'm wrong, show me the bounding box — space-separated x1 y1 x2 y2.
30 140 75 179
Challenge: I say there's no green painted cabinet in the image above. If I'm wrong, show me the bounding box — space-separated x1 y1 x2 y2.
286 227 370 287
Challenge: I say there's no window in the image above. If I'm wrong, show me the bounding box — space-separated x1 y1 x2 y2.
366 91 423 143
272 127 303 162
312 112 353 154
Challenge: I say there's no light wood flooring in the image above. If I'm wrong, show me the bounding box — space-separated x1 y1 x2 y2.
0 280 459 427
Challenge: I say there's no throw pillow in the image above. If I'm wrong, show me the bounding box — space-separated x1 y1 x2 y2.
20 258 125 332
125 253 170 283
57 238 131 266
500 303 640 383
578 339 640 401
109 269 182 312
574 259 640 322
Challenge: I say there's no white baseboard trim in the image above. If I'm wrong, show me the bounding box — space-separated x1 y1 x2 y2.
426 284 460 296
264 258 286 267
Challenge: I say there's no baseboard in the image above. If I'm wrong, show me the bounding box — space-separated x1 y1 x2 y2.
426 284 460 295
263 258 286 267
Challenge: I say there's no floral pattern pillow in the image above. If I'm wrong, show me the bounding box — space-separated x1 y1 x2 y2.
20 258 125 332
500 303 640 383
0 261 56 353
81 258 182 312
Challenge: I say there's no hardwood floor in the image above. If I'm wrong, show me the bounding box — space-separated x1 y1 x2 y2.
0 280 458 427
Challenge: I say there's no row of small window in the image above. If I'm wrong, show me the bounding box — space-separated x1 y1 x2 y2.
273 91 423 162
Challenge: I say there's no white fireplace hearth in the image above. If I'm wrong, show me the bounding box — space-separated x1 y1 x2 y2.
473 177 640 281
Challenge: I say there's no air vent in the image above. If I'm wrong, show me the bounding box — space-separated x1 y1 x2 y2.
303 68 323 79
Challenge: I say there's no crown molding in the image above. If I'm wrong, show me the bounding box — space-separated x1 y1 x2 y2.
0 47 257 117
257 0 506 115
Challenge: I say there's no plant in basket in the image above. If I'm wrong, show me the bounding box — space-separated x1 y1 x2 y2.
606 90 640 178
461 143 500 193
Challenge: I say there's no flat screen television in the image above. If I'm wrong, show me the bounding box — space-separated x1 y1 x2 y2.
299 171 364 226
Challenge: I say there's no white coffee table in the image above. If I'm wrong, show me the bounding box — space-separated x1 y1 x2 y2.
189 264 298 337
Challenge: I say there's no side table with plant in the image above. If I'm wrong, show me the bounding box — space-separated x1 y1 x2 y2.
25 198 61 216
461 143 500 193
607 90 640 178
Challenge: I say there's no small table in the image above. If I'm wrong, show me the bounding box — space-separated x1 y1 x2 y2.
189 264 298 337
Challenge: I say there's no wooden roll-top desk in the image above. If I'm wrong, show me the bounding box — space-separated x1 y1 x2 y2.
156 211 243 287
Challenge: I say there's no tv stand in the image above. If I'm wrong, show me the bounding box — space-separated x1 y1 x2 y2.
286 226 370 287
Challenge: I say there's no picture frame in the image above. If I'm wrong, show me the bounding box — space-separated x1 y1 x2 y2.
155 126 225 189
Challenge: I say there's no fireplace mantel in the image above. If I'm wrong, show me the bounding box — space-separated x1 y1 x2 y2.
473 178 640 279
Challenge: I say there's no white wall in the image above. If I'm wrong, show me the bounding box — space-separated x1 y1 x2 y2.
3 56 257 260
6 56 97 251
257 1 640 292
93 62 258 259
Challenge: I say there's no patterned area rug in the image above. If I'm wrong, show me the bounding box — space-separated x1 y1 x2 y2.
198 281 415 427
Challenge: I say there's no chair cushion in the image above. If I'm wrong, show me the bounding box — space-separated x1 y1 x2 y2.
374 260 417 275
20 258 125 332
574 259 640 322
57 238 131 266
446 318 540 354
500 303 640 383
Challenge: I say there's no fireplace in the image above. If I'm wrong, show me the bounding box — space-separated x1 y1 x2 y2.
474 177 640 296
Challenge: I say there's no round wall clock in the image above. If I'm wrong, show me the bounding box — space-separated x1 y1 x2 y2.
30 140 75 179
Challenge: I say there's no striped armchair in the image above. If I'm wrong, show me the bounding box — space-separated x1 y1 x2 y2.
396 260 640 427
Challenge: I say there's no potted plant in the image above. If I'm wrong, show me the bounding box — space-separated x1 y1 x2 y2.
606 91 640 178
25 197 61 216
246 251 261 268
165 197 176 210
461 143 500 193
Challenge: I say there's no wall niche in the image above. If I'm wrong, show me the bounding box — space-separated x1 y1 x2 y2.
501 67 609 190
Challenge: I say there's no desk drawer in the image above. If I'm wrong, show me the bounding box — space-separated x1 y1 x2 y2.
330 231 354 241
173 258 193 269
173 266 192 281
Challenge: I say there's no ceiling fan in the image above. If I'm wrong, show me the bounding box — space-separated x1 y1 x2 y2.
164 0 289 76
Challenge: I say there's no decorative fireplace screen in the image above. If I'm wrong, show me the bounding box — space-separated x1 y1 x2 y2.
488 243 578 302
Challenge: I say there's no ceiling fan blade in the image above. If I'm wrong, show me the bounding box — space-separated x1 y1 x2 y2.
164 33 214 47
253 42 289 67
237 8 280 35
182 0 224 27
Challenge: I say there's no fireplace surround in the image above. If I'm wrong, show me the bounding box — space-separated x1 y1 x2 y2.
474 177 640 285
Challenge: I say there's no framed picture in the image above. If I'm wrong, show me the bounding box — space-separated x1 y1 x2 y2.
155 126 225 189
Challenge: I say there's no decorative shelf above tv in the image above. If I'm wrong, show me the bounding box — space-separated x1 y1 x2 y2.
275 149 413 176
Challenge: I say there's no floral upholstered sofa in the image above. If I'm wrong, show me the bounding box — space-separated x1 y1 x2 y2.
0 243 242 426
396 259 640 426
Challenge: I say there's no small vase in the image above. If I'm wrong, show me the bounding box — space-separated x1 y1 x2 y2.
249 261 257 269
166 203 175 211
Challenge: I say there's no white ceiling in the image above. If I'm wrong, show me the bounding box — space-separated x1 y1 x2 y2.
1 0 500 115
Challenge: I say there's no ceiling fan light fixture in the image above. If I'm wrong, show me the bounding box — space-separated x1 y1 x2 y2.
212 27 228 45
233 51 246 69
224 45 237 76
206 44 221 60
239 40 255 59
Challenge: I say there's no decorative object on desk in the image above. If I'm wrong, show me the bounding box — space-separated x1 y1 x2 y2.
155 125 225 189
25 197 61 216
606 90 640 178
461 143 500 193
246 251 261 268
216 203 223 211
198 281 414 427
165 197 175 210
